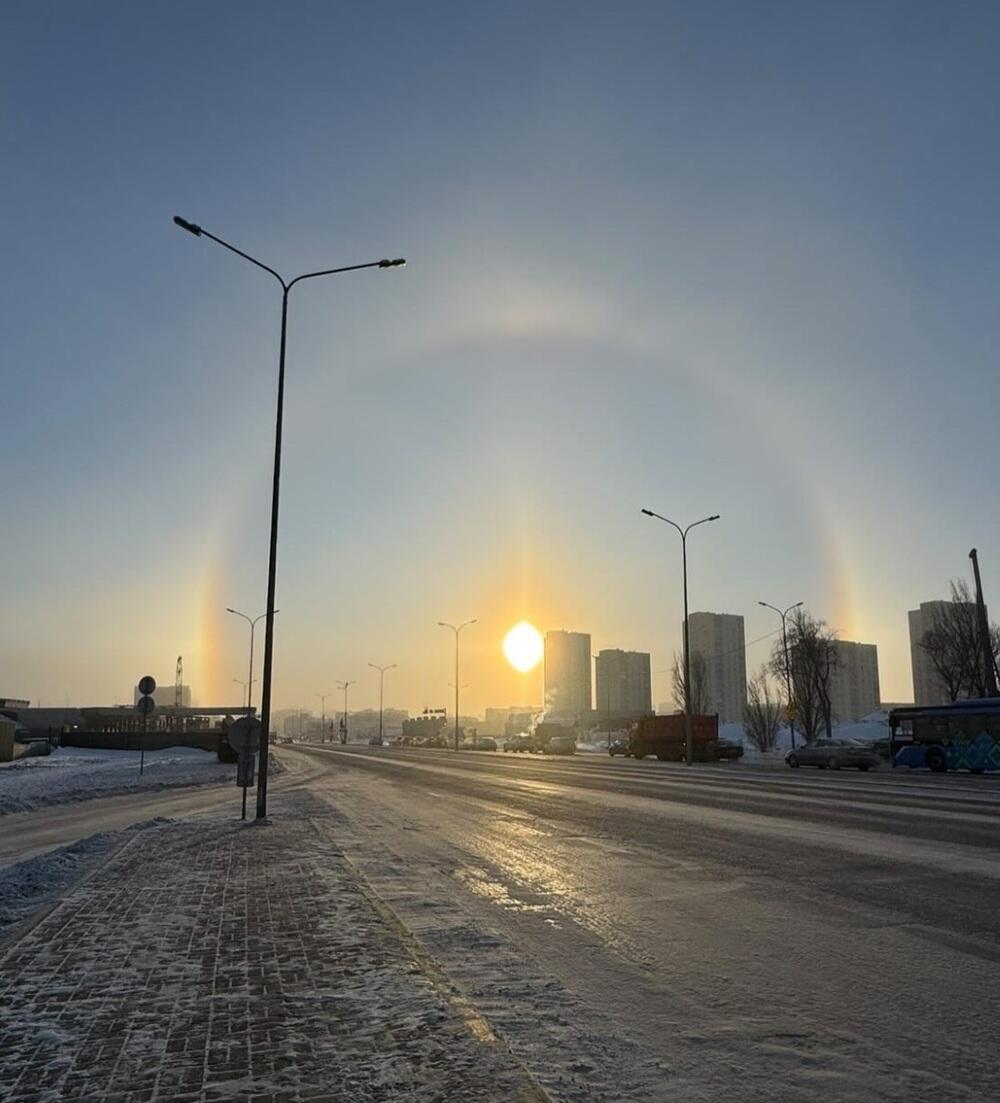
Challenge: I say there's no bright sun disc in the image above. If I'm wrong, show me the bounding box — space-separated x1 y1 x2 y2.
503 622 543 672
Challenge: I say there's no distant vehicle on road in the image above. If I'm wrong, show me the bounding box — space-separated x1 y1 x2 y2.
368 735 383 746
890 700 1000 773
716 738 744 761
503 735 531 753
546 734 576 755
528 722 577 754
608 738 630 756
785 739 882 771
466 737 498 751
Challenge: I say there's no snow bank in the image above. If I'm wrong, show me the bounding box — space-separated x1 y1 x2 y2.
0 746 232 815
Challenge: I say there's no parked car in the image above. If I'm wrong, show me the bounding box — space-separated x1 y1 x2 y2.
503 735 531 753
467 737 498 751
716 738 745 761
546 734 576 755
785 738 882 771
608 738 630 757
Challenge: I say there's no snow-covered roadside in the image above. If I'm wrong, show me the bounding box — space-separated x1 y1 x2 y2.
0 820 169 939
0 746 233 815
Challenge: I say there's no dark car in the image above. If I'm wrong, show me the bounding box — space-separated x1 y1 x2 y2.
503 735 531 753
786 738 882 771
608 738 630 757
716 738 744 761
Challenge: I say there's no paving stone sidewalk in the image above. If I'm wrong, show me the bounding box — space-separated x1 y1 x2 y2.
0 792 545 1103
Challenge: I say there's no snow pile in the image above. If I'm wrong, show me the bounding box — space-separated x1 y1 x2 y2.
0 746 232 815
0 820 170 937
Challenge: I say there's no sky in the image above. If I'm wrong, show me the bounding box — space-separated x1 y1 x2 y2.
3 1 1000 715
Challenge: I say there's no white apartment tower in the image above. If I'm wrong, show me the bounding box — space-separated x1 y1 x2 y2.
908 601 976 706
595 650 652 718
829 640 881 722
544 630 592 718
687 612 747 723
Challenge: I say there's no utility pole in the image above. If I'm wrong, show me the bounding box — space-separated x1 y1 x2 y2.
969 549 999 698
316 692 332 743
758 601 804 749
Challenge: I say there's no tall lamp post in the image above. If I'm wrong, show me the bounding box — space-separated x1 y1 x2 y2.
233 677 255 708
177 216 405 820
226 608 277 712
368 663 396 745
641 509 719 766
438 619 477 751
758 601 803 750
336 680 356 744
315 691 333 743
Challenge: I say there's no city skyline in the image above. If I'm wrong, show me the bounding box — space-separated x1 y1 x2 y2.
5 3 1000 713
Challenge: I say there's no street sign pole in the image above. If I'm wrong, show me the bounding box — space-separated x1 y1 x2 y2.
136 676 157 777
228 717 262 821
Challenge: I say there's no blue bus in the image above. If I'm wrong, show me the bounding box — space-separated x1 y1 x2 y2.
889 699 1000 773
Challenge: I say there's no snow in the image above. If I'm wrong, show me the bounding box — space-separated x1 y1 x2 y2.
0 820 170 937
0 745 232 815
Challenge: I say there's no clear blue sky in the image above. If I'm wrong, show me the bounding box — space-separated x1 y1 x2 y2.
3 1 999 711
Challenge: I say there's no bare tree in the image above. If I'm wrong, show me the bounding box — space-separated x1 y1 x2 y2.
671 651 709 715
774 608 838 741
920 580 1000 701
744 665 782 752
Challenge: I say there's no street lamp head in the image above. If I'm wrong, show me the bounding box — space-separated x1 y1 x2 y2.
758 601 768 608
378 257 406 268
173 215 203 236
640 508 654 516
708 514 720 521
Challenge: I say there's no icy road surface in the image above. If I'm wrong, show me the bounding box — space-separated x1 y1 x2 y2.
286 744 1000 1103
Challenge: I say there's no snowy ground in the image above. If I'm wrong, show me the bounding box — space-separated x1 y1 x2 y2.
0 819 171 939
0 745 233 815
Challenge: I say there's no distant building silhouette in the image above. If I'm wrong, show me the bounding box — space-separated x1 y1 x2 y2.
544 630 592 718
908 600 976 705
829 640 881 721
595 650 652 718
687 612 747 723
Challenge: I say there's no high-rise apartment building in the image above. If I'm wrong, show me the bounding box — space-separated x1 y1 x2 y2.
687 612 747 722
829 640 881 722
908 600 979 705
595 650 652 718
544 630 592 718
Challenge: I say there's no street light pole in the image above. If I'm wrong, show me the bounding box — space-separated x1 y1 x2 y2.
336 680 356 744
316 692 332 743
641 509 720 766
226 608 277 713
233 677 254 708
368 663 396 745
177 216 405 819
438 620 477 750
758 601 803 750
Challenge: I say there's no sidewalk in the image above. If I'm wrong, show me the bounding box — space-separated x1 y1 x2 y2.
0 791 546 1103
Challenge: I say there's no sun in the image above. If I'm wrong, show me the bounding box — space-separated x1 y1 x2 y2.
503 622 544 673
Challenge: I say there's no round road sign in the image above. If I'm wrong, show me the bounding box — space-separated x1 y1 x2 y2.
227 716 262 755
138 675 156 697
136 695 156 716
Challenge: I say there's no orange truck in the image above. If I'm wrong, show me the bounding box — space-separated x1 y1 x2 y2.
627 714 741 761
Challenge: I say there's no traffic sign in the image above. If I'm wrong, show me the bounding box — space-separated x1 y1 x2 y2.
138 675 156 697
227 716 262 756
136 695 156 716
785 703 797 722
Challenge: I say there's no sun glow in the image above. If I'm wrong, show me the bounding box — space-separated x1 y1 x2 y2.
503 622 544 673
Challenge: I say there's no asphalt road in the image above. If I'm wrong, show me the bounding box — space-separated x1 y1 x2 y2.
287 744 1000 1103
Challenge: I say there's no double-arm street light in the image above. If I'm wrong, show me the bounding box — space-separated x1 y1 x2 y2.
758 601 803 750
641 509 720 766
336 680 356 744
315 691 333 743
438 620 477 751
368 663 396 745
177 216 405 819
226 608 278 712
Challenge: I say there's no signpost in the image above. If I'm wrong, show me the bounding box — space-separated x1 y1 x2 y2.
135 676 156 776
227 716 262 821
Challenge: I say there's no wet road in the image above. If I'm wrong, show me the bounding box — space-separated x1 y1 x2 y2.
289 744 1000 1103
